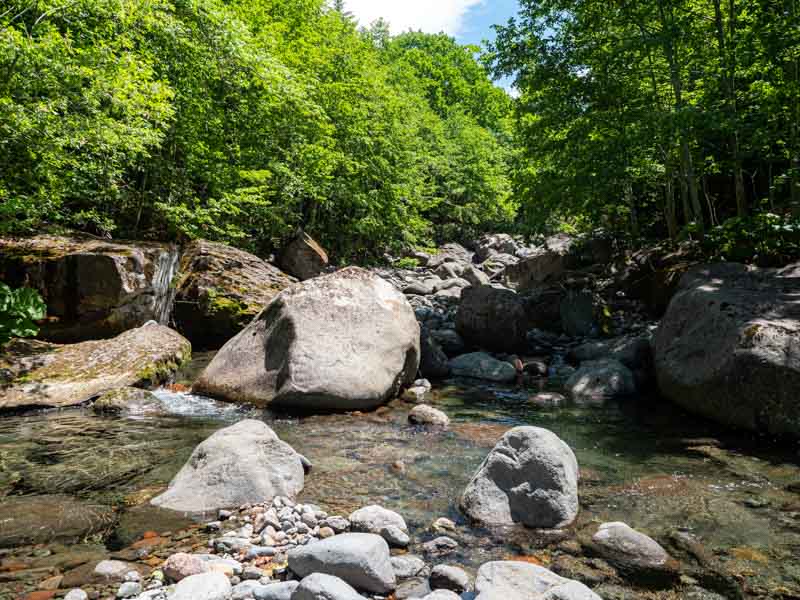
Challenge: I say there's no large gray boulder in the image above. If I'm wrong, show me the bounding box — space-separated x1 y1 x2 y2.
0 322 191 411
450 352 516 383
287 533 396 594
654 262 800 436
151 420 304 513
292 573 367 600
565 359 636 403
461 427 579 529
456 286 530 353
474 561 601 600
194 267 420 411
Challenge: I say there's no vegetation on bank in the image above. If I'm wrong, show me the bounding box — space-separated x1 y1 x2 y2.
0 0 514 260
2 0 800 265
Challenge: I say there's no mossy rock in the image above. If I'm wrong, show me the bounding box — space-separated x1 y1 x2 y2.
172 239 296 349
0 322 191 412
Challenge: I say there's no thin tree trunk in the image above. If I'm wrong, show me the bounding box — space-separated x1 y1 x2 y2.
664 164 678 238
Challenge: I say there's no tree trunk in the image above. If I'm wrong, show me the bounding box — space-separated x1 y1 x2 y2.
664 165 678 238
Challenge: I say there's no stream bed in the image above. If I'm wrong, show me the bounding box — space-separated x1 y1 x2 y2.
2 353 800 598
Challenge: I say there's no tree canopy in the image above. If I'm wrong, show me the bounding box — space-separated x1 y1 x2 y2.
1 0 515 259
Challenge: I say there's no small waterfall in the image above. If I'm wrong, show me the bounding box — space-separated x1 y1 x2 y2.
152 245 181 326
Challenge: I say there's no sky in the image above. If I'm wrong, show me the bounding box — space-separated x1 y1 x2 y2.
344 0 519 46
343 0 520 91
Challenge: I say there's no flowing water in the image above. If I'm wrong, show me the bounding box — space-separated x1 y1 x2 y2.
1 352 800 596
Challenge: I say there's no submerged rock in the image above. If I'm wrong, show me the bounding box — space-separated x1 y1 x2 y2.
151 419 304 513
0 234 180 342
654 262 800 436
456 286 530 353
461 426 579 529
194 267 420 411
172 239 296 349
287 532 396 593
279 231 329 281
409 404 450 428
91 387 163 415
0 322 190 411
474 560 601 599
565 359 636 403
449 352 517 383
0 495 114 548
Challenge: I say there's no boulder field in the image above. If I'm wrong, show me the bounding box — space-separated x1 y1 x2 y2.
194 267 420 411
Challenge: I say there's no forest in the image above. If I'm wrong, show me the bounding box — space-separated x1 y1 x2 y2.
2 0 800 262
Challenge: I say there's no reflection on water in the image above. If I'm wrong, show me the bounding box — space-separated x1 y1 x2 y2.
1 353 799 589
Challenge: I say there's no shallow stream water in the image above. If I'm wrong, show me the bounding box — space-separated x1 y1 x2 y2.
2 352 800 597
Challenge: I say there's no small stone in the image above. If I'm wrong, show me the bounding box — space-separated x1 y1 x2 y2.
64 591 88 600
116 582 141 598
242 566 264 581
93 560 134 582
163 553 209 583
324 516 350 533
429 565 470 593
408 405 450 428
391 555 427 579
422 537 459 557
431 518 456 533
38 575 63 590
319 527 335 539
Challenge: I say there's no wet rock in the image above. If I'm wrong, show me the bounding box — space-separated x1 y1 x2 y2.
528 392 566 407
195 267 420 411
460 426 579 529
116 581 141 598
565 359 635 403
162 553 208 582
279 232 329 281
292 573 368 600
409 405 450 428
287 532 396 593
559 290 595 337
1 322 191 411
170 571 231 600
456 286 530 353
422 537 459 557
430 329 466 357
569 334 652 371
474 560 601 600
429 565 471 593
420 328 451 379
449 352 516 383
550 555 615 587
172 239 296 348
151 420 304 513
0 496 115 547
590 522 678 582
91 387 163 415
654 262 800 436
391 555 428 579
0 234 180 342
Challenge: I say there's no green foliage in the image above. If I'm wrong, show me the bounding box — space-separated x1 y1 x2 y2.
1 0 516 258
0 284 46 345
394 257 420 270
704 213 800 266
492 0 800 243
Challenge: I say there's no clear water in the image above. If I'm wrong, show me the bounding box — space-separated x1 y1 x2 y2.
1 352 799 594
